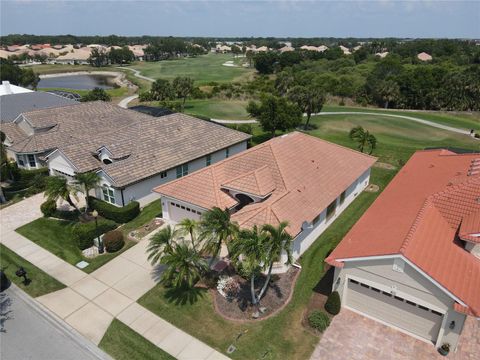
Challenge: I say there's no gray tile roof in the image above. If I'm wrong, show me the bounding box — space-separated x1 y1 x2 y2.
0 91 77 123
3 101 251 188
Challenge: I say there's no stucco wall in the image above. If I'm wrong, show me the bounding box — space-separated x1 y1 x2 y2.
332 257 466 350
48 151 76 176
285 168 371 267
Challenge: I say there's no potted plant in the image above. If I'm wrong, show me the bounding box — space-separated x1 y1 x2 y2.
438 343 450 356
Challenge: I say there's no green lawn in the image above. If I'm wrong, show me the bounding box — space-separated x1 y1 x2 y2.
130 53 254 85
322 105 480 132
16 218 135 274
139 167 396 360
184 99 250 120
0 244 65 297
121 199 163 235
99 319 174 360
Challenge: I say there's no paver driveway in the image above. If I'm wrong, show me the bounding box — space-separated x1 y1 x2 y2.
310 309 479 360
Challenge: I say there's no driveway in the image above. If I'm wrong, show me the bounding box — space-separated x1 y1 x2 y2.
310 309 479 360
1 285 110 360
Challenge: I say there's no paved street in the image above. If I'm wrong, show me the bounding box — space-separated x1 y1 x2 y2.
0 285 110 360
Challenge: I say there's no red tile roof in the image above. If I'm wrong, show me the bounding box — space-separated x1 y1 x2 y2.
154 132 376 237
327 150 480 316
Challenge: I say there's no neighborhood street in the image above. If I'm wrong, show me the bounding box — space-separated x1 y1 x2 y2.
0 285 110 360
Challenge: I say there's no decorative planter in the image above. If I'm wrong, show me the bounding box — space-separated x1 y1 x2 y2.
438 345 450 356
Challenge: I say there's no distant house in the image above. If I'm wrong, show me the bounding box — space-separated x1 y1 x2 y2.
0 88 76 123
417 52 433 61
1 102 250 206
300 45 328 52
279 45 295 53
215 45 232 53
154 132 376 272
128 45 146 61
55 47 92 65
339 45 351 55
327 149 480 350
375 51 389 58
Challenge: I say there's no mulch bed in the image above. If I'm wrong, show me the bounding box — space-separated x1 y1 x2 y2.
373 162 397 170
213 266 300 321
127 218 164 241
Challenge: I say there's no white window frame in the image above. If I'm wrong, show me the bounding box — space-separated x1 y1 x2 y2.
206 154 212 166
27 154 36 168
176 164 188 179
160 171 167 179
102 186 115 204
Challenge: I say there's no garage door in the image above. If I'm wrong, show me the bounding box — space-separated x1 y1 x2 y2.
168 201 201 222
346 278 443 343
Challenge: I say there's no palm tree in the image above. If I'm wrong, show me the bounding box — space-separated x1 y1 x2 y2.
147 225 178 265
257 222 293 300
160 242 208 288
44 176 79 212
74 172 100 213
349 126 377 154
177 218 198 252
200 207 239 267
230 225 268 305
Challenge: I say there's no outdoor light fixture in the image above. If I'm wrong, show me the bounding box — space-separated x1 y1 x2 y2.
449 321 456 330
15 267 31 285
92 210 104 254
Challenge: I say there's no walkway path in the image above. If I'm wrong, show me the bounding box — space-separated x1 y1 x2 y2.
117 66 155 82
210 111 471 135
0 194 228 360
118 94 139 109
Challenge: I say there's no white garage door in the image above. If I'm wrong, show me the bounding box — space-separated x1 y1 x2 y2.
168 201 201 223
346 278 443 343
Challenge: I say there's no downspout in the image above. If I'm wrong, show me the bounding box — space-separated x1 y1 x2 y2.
120 188 125 206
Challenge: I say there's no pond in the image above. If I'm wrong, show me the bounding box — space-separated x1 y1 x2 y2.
38 74 115 90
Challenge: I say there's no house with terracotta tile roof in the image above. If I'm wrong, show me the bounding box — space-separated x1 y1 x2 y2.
1 102 250 206
154 132 376 272
326 149 480 350
417 52 433 61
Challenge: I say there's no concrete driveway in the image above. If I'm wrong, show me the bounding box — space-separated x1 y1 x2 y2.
310 309 479 360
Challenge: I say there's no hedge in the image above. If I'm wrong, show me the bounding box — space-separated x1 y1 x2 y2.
72 218 117 250
308 310 330 332
103 230 125 253
40 199 57 217
324 291 341 315
88 196 140 223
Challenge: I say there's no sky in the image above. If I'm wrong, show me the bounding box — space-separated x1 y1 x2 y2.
1 0 479 38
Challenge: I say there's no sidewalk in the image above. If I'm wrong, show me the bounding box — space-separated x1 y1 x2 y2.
0 195 229 360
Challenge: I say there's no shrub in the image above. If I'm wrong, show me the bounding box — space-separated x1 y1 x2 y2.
324 291 341 315
88 196 140 223
308 310 330 332
475 133 480 139
40 199 57 217
72 218 117 250
103 230 125 253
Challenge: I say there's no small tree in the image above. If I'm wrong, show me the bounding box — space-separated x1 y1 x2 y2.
288 85 325 130
349 126 377 154
88 47 108 67
160 243 208 288
81 87 111 102
177 218 198 252
74 172 100 212
44 176 79 212
147 225 178 265
247 94 302 137
150 79 174 101
200 207 239 267
324 291 341 315
172 76 194 112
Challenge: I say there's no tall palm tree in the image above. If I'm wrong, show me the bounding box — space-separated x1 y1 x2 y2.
349 126 377 155
74 172 100 213
257 222 293 300
147 225 178 265
200 207 239 267
160 242 208 289
177 218 198 252
44 176 79 212
230 225 268 305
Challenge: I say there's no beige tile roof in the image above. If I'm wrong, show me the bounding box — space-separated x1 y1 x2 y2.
3 102 251 187
155 132 377 237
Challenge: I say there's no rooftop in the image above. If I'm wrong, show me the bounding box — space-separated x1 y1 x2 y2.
0 90 77 123
327 149 480 316
2 101 251 188
154 132 376 237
